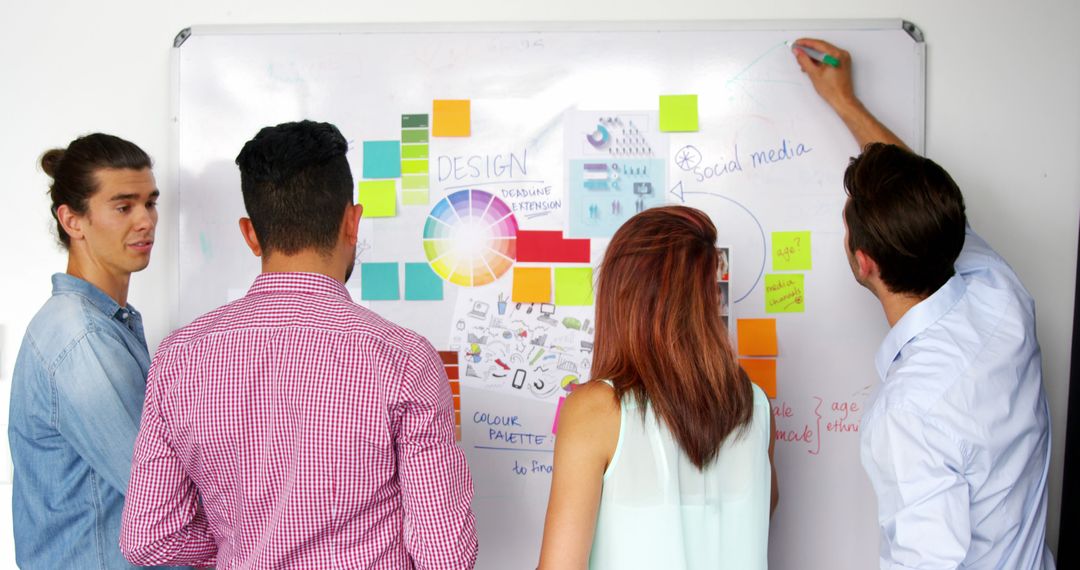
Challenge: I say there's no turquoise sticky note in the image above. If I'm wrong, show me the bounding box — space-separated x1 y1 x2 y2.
363 141 401 178
405 262 444 301
659 94 699 132
361 262 400 300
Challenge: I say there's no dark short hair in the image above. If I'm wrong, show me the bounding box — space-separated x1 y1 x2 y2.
40 134 152 248
235 120 353 255
843 143 966 297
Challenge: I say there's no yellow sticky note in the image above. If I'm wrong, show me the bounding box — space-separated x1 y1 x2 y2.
659 94 699 132
772 231 812 271
739 358 777 398
357 180 396 218
512 267 552 303
433 99 471 137
554 267 593 306
765 274 805 313
737 318 778 356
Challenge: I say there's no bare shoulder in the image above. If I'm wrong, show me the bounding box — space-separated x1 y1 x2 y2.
558 381 620 465
564 380 619 419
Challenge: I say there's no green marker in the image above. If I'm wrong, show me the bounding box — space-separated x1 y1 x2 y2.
788 41 840 68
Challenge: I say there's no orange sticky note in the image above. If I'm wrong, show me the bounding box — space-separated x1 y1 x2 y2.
740 358 777 398
736 318 778 356
433 99 471 137
512 267 552 303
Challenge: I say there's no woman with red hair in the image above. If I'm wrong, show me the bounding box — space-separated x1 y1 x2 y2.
538 205 776 569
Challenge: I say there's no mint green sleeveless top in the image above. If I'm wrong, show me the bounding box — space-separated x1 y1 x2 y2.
590 382 772 569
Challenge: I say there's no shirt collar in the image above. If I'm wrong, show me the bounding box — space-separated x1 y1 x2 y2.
51 273 137 321
874 274 967 381
245 272 352 300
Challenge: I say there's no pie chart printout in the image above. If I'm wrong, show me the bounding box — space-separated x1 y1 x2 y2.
423 189 519 287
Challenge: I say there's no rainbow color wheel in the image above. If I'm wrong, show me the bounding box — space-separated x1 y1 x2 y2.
423 189 518 287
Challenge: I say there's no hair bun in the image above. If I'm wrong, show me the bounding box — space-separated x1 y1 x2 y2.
40 148 66 178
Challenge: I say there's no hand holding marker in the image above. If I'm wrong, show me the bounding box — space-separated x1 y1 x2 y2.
787 40 841 68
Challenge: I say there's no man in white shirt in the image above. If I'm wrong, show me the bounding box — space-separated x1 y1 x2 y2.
792 38 1056 569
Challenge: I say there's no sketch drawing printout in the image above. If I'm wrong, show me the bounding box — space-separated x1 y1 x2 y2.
174 22 924 570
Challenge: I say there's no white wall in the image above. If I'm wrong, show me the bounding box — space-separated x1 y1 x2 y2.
0 1 1075 567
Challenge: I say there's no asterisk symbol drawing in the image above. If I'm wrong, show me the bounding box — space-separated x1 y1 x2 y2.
675 146 702 171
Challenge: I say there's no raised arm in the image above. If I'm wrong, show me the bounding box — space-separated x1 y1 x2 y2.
792 38 910 151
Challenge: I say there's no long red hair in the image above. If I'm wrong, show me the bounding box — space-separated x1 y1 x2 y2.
591 205 752 468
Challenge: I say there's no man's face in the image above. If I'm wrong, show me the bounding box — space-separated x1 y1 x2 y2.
78 168 159 279
841 198 866 288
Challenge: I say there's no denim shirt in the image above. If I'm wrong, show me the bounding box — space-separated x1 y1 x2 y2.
10 274 187 570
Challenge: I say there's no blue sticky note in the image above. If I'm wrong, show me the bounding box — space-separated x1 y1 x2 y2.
405 262 444 301
361 262 400 300
363 141 402 179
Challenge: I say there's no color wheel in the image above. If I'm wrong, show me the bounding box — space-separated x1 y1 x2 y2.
423 189 518 286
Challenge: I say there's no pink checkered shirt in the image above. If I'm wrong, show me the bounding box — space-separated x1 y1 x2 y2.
119 272 477 569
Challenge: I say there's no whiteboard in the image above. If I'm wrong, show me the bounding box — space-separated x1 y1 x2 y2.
173 21 924 569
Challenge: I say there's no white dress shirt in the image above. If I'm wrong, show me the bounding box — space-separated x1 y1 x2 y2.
861 227 1055 570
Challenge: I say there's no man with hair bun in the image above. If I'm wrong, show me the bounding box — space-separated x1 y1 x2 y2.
793 39 1055 569
10 134 186 569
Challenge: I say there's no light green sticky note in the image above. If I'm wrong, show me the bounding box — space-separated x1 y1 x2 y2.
401 159 429 175
401 144 429 159
765 274 805 313
402 190 429 206
402 175 428 190
554 267 594 306
357 180 396 218
772 231 812 271
659 94 699 132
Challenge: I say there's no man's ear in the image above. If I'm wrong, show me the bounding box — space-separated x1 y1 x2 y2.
854 249 878 281
342 203 363 245
238 217 262 257
57 204 85 242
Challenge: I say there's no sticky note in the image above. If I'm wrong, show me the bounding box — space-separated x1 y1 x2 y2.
433 99 471 137
737 318 778 356
659 94 699 132
361 263 400 300
401 144 429 159
401 114 429 128
401 159 429 175
554 267 594 306
405 262 443 300
402 190 429 206
512 267 552 303
765 274 805 313
739 358 777 399
517 230 591 263
552 396 566 434
357 180 397 218
772 231 812 271
362 141 401 179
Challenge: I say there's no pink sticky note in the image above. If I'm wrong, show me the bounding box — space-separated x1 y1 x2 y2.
552 396 567 435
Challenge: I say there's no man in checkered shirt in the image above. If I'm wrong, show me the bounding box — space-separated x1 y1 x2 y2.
119 120 478 569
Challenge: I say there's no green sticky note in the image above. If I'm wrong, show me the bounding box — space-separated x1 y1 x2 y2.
402 129 429 143
402 114 429 128
362 141 401 178
361 262 400 300
659 94 699 132
402 190 429 206
401 144 429 159
554 267 594 306
765 274 805 313
401 159 429 175
405 262 443 300
772 231 812 271
357 180 397 218
402 175 428 190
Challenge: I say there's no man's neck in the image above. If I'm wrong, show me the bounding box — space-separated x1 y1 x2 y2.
877 289 926 327
261 249 347 284
66 256 131 307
